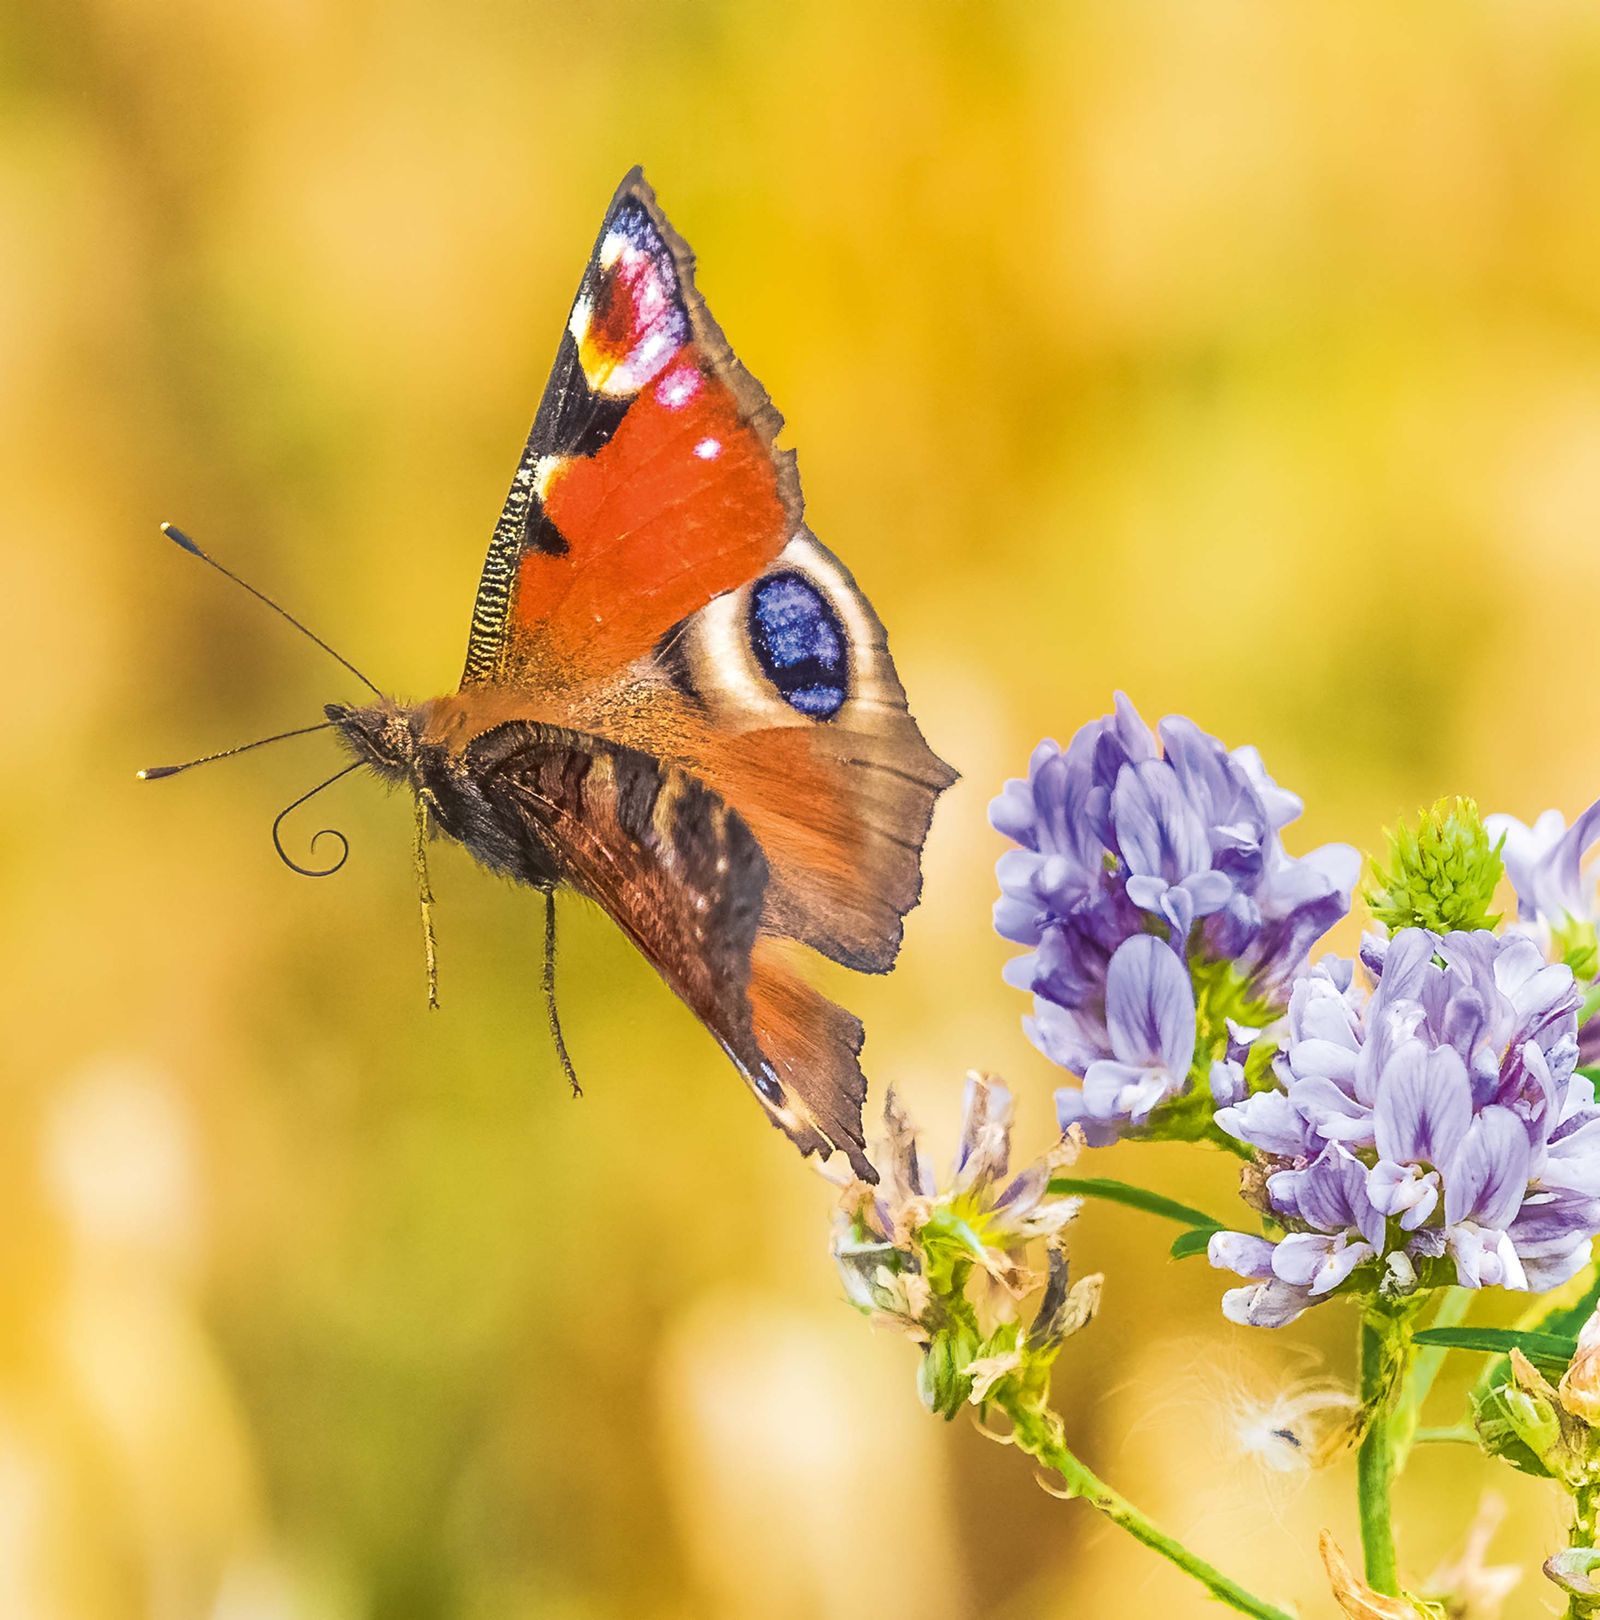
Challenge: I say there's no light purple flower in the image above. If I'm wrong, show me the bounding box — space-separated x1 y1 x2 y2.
1487 797 1600 1062
1486 799 1600 935
1212 927 1600 1325
992 696 1358 1141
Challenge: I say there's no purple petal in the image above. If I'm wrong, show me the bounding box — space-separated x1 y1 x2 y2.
1272 1232 1374 1296
1081 1058 1178 1125
1215 1089 1312 1156
1220 1278 1315 1328
1207 1231 1277 1279
1209 1058 1246 1108
1373 1043 1471 1167
1543 1117 1600 1195
1104 935 1196 1075
1366 1161 1440 1230
1536 797 1600 923
1444 1105 1532 1229
1285 1075 1375 1147
1054 1087 1122 1148
1447 1222 1528 1290
1218 1090 1312 1154
1112 759 1211 884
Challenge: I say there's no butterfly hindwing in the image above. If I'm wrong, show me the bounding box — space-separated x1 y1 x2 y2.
463 169 800 692
657 531 957 973
463 719 874 1178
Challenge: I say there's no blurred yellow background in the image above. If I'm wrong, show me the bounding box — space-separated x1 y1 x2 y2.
8 2 1600 1615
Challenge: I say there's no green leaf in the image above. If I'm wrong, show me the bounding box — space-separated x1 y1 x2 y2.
1413 1326 1577 1368
1169 1227 1217 1261
1047 1176 1227 1231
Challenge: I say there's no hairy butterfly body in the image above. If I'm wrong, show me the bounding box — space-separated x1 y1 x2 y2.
206 170 954 1181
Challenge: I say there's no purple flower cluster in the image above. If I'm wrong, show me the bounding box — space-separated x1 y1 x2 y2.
991 696 1358 1144
1210 928 1600 1326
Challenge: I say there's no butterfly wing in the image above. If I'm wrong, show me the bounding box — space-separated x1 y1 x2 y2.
657 530 957 974
451 169 952 1174
463 720 874 1179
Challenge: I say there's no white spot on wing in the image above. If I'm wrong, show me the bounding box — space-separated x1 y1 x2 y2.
693 437 721 460
656 367 701 409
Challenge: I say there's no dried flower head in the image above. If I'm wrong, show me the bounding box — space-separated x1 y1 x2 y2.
830 1076 1098 1416
1560 1301 1600 1427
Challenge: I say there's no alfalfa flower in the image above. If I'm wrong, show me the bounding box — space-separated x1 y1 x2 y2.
1486 796 1600 1057
1486 798 1600 960
830 1076 1097 1415
1210 928 1600 1327
991 695 1358 1144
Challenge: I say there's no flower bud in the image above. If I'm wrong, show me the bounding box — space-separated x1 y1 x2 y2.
1365 797 1503 937
1473 1382 1558 1478
916 1325 978 1419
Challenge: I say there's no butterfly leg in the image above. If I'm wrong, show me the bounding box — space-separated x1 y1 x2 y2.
542 886 582 1098
412 792 440 1011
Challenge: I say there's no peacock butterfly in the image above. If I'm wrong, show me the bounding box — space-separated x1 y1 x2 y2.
148 170 955 1181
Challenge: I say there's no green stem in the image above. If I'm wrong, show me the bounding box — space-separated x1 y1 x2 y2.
1568 1482 1599 1620
996 1393 1296 1620
1357 1301 1415 1596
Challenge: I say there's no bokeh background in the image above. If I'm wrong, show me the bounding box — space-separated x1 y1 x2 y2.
8 2 1600 1615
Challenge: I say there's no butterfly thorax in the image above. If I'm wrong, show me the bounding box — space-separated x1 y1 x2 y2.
326 696 565 888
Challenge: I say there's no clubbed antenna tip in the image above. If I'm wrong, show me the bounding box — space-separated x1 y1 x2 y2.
160 521 203 557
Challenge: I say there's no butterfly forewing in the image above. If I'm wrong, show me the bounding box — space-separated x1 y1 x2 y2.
463 169 800 692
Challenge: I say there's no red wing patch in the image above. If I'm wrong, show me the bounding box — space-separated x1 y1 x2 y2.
462 170 799 691
519 359 786 681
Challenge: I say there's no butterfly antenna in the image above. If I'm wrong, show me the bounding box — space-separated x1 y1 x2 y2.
271 761 362 877
543 887 582 1097
413 795 440 1010
159 521 385 700
137 720 336 781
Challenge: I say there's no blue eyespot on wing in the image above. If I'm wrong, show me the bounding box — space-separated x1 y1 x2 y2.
747 572 847 719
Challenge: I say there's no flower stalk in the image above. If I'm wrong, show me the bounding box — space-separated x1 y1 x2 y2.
1570 1484 1600 1620
1357 1302 1410 1595
995 1390 1296 1620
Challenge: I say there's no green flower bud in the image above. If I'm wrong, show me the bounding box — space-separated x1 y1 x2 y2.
917 1323 979 1420
1365 797 1503 937
1473 1382 1559 1477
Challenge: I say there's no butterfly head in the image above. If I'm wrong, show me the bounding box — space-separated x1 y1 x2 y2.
325 699 421 783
